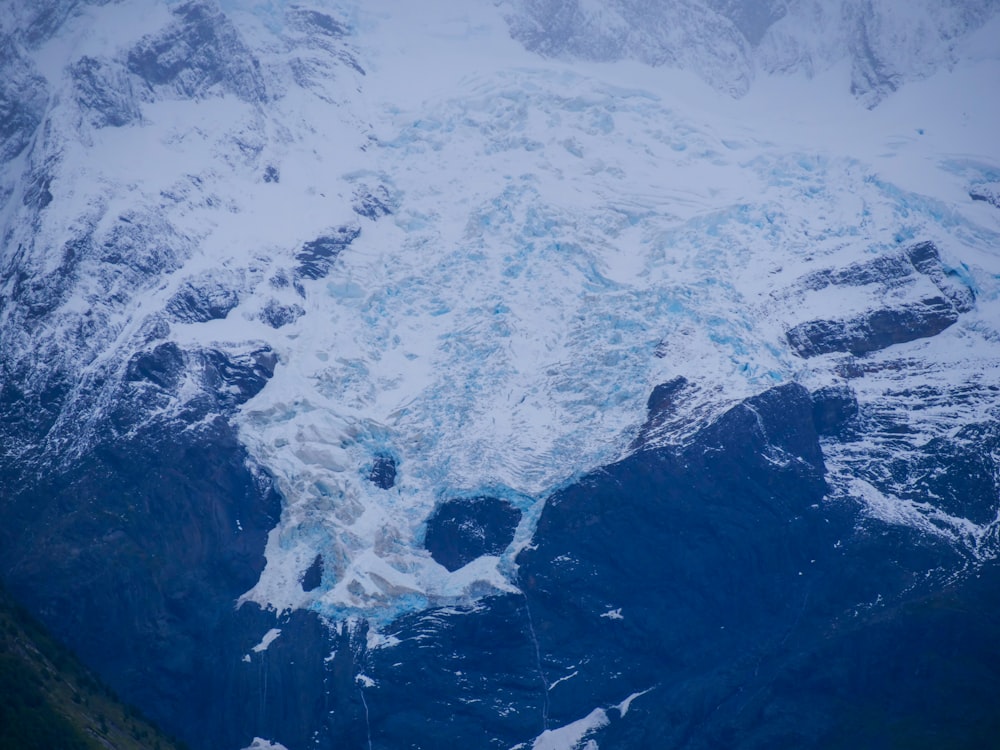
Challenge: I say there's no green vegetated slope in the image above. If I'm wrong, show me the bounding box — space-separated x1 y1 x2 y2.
0 584 186 750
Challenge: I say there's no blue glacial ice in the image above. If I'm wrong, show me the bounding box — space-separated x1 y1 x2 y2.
233 66 1000 625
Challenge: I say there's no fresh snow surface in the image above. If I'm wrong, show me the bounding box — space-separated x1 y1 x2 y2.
615 688 653 718
4 0 1000 626
250 628 282 653
527 708 608 750
516 689 653 749
241 739 289 750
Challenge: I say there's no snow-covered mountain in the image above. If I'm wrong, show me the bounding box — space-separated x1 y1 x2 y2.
2 1 1000 748
504 0 1000 104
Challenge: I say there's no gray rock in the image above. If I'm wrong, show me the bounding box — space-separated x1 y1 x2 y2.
166 280 240 323
787 241 974 358
70 56 141 128
0 39 48 163
787 297 960 358
127 0 266 103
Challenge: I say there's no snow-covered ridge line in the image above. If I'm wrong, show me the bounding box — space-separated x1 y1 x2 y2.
502 0 1000 106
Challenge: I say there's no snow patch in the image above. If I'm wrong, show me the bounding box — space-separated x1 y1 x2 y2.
241 739 289 750
250 628 282 653
529 708 608 750
615 688 653 718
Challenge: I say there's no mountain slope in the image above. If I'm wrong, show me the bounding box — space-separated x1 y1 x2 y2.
1 1 999 748
0 584 187 750
502 0 1000 105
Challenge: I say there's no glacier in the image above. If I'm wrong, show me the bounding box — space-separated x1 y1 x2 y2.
2 0 1000 747
229 0 1000 622
2 0 1000 624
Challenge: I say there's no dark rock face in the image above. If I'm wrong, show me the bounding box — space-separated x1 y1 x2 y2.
596 566 1000 749
127 0 266 103
0 274 343 750
0 415 288 750
644 375 689 418
810 384 858 436
350 381 997 749
200 347 277 408
4 376 998 749
699 382 827 484
226 604 348 750
22 163 54 211
848 1 902 108
632 375 692 448
352 185 394 220
368 454 397 490
364 596 547 748
498 382 835 737
166 279 240 323
261 299 304 328
905 240 943 275
125 341 185 390
0 41 48 164
424 497 523 572
98 343 274 475
798 240 970 305
969 182 1000 208
787 241 973 358
904 241 975 312
802 250 913 290
296 226 361 280
100 210 188 280
707 0 787 45
300 554 324 592
283 4 365 97
787 296 959 357
69 55 140 128
869 420 1000 526
287 7 349 38
122 344 275 415
9 0 89 48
